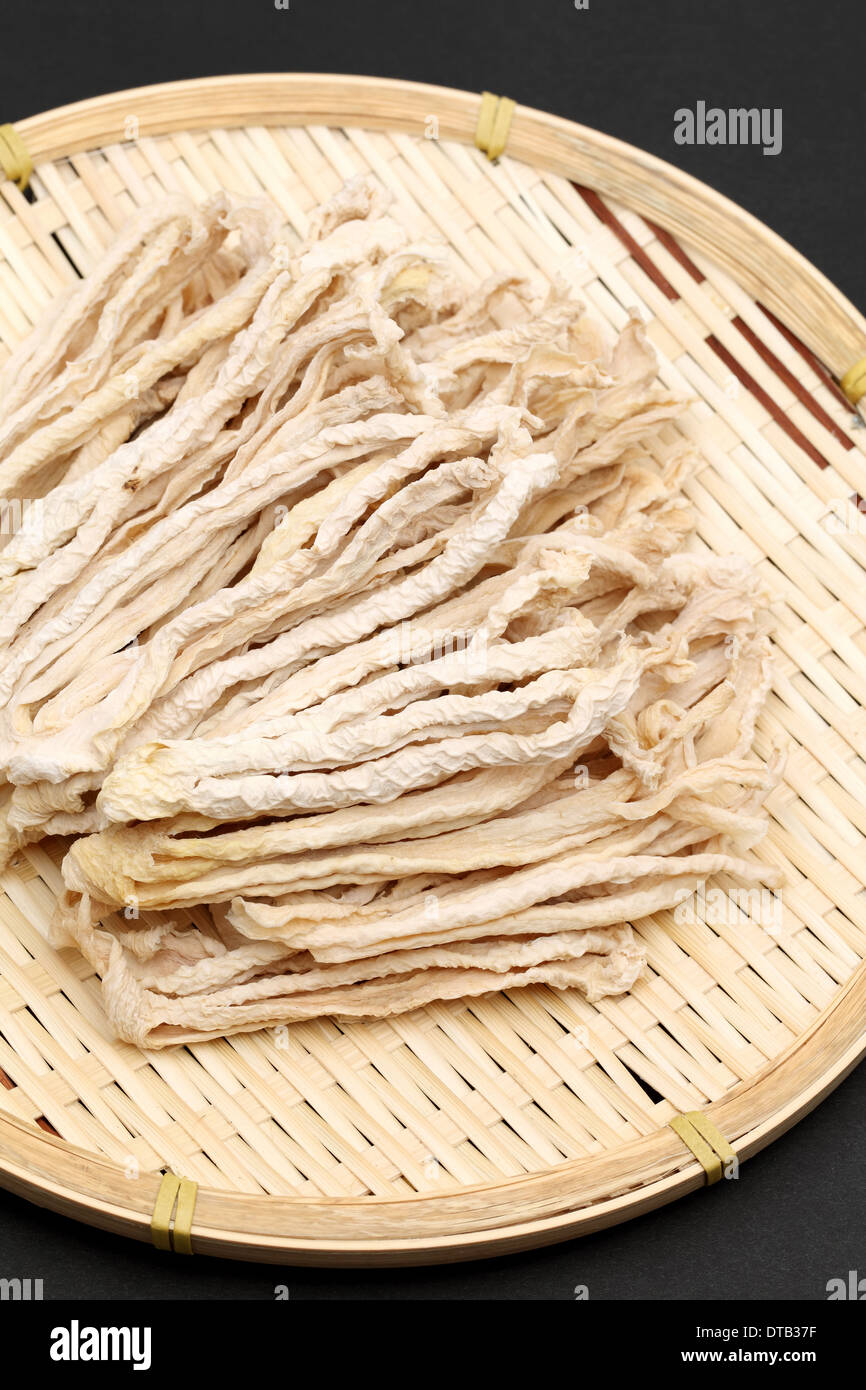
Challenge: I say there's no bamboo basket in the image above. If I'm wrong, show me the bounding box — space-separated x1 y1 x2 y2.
1 74 865 1266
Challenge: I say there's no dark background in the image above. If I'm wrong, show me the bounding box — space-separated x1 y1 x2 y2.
1 0 864 1301
4 0 865 314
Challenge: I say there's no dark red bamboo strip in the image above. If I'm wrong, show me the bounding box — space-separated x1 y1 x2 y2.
644 218 706 285
706 333 831 469
592 196 850 459
759 303 856 415
575 186 679 301
639 218 850 448
731 315 854 452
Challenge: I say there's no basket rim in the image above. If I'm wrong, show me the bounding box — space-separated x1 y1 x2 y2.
1 990 863 1262
1 73 864 1264
12 72 866 377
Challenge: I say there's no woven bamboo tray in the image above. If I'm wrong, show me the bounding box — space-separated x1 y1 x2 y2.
1 74 865 1266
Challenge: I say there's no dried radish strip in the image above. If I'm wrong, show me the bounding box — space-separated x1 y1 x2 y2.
0 183 778 1045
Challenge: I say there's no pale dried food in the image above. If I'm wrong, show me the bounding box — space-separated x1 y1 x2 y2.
0 181 779 1046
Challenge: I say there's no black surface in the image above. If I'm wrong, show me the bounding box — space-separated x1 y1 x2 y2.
0 0 863 1301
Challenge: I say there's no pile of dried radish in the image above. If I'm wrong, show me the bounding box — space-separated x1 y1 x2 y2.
0 179 780 1047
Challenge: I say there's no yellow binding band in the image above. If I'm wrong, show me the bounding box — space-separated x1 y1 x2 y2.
475 92 515 161
669 1110 737 1186
150 1171 198 1254
841 356 866 407
0 124 33 191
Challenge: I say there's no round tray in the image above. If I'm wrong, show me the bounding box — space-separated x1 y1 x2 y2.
1 74 865 1266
